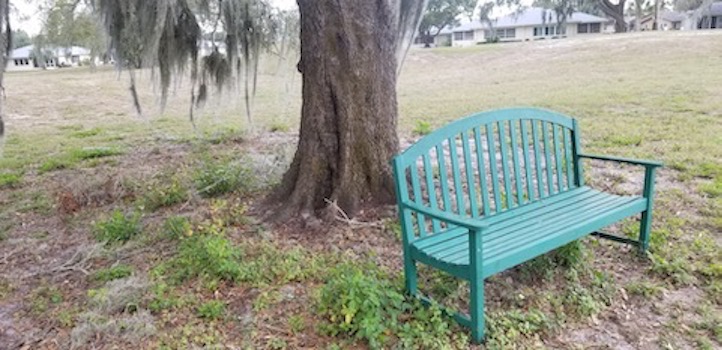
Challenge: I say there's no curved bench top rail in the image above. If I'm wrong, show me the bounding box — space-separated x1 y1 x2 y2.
395 107 575 167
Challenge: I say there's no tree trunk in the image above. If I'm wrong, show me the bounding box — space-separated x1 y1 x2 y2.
272 0 400 220
0 0 9 146
634 0 642 31
599 0 627 33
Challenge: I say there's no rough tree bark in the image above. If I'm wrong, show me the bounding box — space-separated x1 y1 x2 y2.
272 0 401 220
599 0 627 33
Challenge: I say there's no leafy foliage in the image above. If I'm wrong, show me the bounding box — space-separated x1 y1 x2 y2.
93 265 134 283
317 262 466 349
193 158 255 197
197 300 226 320
418 0 477 44
93 210 142 244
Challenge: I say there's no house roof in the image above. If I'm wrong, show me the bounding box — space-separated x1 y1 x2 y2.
708 2 722 16
10 45 91 59
660 11 687 22
440 7 609 33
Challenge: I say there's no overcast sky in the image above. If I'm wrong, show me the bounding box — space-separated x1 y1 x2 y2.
11 0 299 35
11 0 523 36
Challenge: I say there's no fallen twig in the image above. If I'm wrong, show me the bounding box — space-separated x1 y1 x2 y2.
324 198 384 228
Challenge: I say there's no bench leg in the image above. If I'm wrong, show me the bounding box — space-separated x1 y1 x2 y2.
638 209 652 254
470 276 485 344
404 257 418 296
639 166 657 255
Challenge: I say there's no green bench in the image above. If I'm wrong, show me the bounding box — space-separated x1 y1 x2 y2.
391 108 662 343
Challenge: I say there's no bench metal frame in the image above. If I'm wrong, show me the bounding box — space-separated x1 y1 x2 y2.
391 108 662 343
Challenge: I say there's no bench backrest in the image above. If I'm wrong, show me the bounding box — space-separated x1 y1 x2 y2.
393 107 584 240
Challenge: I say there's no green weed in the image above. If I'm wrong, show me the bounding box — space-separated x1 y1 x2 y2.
93 265 134 283
70 128 103 138
598 134 643 147
38 156 77 173
141 177 188 211
269 121 290 133
413 120 433 136
194 158 255 197
485 309 552 348
70 147 123 160
625 281 664 298
0 172 22 188
162 216 192 240
316 262 405 348
156 234 243 283
288 314 306 334
699 178 722 198
197 300 226 320
93 210 142 244
30 286 63 314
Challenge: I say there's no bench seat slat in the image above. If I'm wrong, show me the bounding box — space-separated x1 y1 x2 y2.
440 194 636 262
412 187 595 250
418 189 607 256
410 187 647 279
421 191 618 260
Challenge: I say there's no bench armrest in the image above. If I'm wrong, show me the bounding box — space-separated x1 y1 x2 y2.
400 201 489 232
579 153 663 169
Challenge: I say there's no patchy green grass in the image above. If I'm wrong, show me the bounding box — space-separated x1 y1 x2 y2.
0 172 22 188
70 127 104 138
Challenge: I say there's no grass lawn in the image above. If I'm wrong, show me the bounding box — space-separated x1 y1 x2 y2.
0 30 720 349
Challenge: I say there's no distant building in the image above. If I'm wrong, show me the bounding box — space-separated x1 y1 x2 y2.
434 7 612 47
638 11 687 30
697 2 722 29
7 45 98 71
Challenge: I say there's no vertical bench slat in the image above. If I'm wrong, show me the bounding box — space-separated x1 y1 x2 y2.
509 120 524 206
435 144 453 215
461 130 480 217
409 162 427 237
448 136 466 215
564 128 575 190
572 119 585 186
473 126 491 216
485 124 503 213
498 121 514 210
520 120 535 202
553 124 564 191
422 153 442 232
531 120 545 198
542 121 555 196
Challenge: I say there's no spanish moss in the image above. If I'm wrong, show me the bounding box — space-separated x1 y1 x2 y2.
94 0 276 126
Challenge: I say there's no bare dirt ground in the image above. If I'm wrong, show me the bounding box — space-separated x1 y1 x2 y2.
0 31 720 349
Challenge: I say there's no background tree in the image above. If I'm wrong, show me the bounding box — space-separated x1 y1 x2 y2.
95 0 428 220
479 2 497 42
11 29 30 49
418 0 477 47
599 0 628 32
0 0 8 145
675 0 716 29
41 0 107 66
535 0 576 36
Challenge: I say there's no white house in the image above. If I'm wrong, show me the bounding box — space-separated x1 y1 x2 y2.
436 7 612 47
697 2 722 29
7 45 97 71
